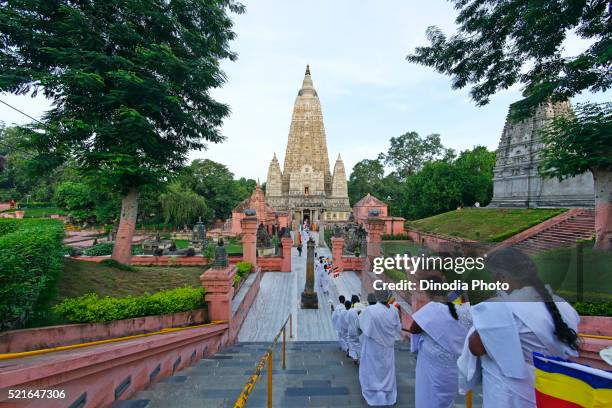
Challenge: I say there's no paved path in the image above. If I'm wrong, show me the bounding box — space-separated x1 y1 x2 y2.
238 232 363 342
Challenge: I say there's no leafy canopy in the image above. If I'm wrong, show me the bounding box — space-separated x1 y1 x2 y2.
378 132 451 178
0 0 245 193
407 0 611 118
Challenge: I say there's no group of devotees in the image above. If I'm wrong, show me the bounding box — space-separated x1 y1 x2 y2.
326 247 581 408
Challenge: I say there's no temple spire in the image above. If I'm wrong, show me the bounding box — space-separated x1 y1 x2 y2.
305 64 311 76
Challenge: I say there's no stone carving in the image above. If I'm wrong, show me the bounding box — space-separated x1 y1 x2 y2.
212 238 228 269
256 223 272 249
191 217 207 247
489 100 594 208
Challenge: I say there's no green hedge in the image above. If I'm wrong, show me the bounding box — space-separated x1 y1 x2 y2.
0 219 65 330
573 302 612 317
233 261 253 287
53 286 206 323
82 242 142 256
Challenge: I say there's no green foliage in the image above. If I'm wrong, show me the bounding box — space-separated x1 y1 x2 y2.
379 131 451 178
0 1 244 194
236 261 252 276
82 242 141 256
53 182 95 222
399 146 496 220
0 219 65 330
407 0 611 116
202 243 215 261
348 158 386 206
382 234 410 240
233 261 252 288
572 302 612 317
159 182 208 226
179 159 254 221
540 102 612 178
53 286 206 323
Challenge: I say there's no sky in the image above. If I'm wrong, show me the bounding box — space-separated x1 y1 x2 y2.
0 0 609 181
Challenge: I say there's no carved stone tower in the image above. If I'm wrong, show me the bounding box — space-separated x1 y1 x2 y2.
489 100 594 208
265 65 351 227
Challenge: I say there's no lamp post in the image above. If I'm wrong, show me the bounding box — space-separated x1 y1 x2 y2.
300 236 318 309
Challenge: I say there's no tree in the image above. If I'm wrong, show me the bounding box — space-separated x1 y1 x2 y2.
159 183 209 227
379 132 449 179
0 1 244 263
180 159 245 221
399 146 496 219
407 0 611 118
347 159 385 205
400 161 464 220
53 182 95 222
540 102 612 249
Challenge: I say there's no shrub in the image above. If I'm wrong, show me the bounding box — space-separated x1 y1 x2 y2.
236 261 252 277
573 302 612 317
83 242 114 256
53 286 206 323
0 219 65 330
82 242 141 256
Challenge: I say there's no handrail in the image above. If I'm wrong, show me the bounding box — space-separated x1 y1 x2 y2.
233 313 293 408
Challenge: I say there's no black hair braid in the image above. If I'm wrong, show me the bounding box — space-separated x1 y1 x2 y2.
446 302 459 320
531 278 579 351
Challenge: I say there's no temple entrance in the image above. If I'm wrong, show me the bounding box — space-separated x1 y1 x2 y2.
302 209 311 224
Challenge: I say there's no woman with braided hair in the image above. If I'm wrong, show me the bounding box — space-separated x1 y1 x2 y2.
409 275 472 408
458 247 580 408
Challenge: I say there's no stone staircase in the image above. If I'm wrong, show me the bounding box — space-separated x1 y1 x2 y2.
114 341 481 408
513 209 595 255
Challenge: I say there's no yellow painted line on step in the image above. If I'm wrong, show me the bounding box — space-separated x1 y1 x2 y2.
0 320 227 361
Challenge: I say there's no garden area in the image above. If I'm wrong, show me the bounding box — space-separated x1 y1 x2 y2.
0 218 248 330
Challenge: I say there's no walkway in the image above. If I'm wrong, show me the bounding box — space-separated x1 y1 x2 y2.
237 232 362 342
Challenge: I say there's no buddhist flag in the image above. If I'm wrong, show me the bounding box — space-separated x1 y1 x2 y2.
533 353 612 408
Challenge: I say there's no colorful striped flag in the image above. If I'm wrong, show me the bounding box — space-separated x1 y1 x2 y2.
533 353 612 407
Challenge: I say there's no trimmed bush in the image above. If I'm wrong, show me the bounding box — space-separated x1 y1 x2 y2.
54 286 206 323
233 261 253 287
0 219 65 330
573 302 612 317
82 242 141 256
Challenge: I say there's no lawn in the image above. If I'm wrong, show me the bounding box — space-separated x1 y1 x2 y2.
58 259 205 302
21 207 65 218
174 239 242 254
407 208 565 242
381 241 426 256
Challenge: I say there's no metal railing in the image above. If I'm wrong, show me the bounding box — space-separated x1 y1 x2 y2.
233 313 293 408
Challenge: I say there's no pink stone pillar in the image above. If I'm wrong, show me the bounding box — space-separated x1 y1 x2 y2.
365 217 385 264
331 236 345 273
241 216 258 268
362 217 385 298
200 264 236 322
281 236 293 272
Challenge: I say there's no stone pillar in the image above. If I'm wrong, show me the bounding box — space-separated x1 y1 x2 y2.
331 236 345 273
200 265 236 323
280 235 293 272
300 237 318 308
241 215 258 269
365 217 385 262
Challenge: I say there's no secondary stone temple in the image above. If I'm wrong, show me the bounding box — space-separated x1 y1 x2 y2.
489 100 595 208
266 65 351 227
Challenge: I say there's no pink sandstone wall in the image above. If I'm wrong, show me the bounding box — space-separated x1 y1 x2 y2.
341 256 364 271
354 204 388 225
0 324 229 408
72 255 243 266
229 267 263 343
0 310 207 354
257 257 282 271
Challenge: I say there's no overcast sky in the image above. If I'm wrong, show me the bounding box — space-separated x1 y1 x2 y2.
0 0 609 181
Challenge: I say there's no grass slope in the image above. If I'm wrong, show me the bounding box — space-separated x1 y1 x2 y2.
58 259 204 302
407 208 565 242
